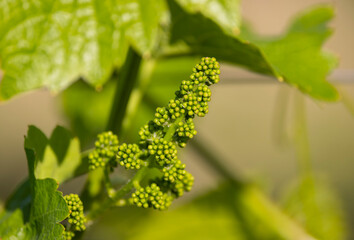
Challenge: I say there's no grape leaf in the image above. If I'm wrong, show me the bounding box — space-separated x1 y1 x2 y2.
282 176 347 240
174 0 241 35
240 6 338 101
0 147 69 239
168 0 338 101
24 125 82 183
168 0 275 76
0 0 166 100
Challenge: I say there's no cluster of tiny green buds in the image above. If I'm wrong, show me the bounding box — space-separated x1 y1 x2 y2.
63 231 75 240
138 121 163 145
179 80 194 95
191 57 220 85
63 194 86 232
130 183 172 210
116 143 141 170
153 107 170 126
148 139 178 166
88 131 119 170
86 57 220 212
172 172 194 197
168 99 185 120
175 118 197 147
196 84 212 102
162 160 186 183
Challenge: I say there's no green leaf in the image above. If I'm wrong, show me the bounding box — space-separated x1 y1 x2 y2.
0 0 166 100
241 6 338 101
174 0 241 35
168 0 338 101
282 176 347 240
167 0 276 75
0 209 24 238
24 125 82 183
93 184 314 240
0 149 69 240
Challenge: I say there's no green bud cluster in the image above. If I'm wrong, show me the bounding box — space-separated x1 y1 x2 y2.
191 57 220 85
129 57 219 208
168 99 185 120
130 183 173 210
63 231 75 240
63 194 86 232
116 143 141 170
138 121 163 145
88 131 119 170
153 107 170 126
88 57 220 212
175 118 197 148
172 172 194 197
148 139 178 166
162 160 186 183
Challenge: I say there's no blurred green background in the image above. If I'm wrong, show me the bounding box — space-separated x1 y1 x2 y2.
0 0 353 239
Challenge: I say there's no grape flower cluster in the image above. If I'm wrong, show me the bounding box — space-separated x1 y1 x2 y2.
88 57 220 211
88 131 119 170
63 194 86 239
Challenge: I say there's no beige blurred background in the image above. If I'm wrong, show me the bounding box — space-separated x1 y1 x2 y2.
0 0 353 237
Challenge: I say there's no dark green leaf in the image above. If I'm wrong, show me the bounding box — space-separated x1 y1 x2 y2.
168 0 276 75
0 148 69 240
0 0 166 100
175 0 241 35
168 0 338 101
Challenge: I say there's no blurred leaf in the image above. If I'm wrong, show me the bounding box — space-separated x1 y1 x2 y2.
168 0 338 101
175 0 241 35
89 184 315 240
24 125 82 183
0 0 166 100
0 209 24 238
282 176 347 240
241 6 338 101
61 80 115 146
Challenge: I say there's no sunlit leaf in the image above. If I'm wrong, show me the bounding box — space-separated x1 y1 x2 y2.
168 0 338 101
241 6 338 101
25 125 82 183
0 0 166 99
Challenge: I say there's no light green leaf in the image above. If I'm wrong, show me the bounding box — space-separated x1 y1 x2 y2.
168 0 338 101
282 176 347 240
0 0 166 100
241 6 338 101
24 125 82 183
0 209 24 238
94 184 315 240
175 0 241 35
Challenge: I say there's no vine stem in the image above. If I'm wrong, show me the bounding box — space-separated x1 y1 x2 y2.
106 47 142 133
